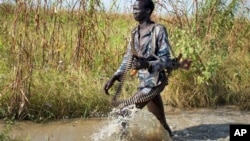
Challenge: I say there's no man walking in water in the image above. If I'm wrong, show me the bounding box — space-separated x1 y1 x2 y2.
104 0 191 137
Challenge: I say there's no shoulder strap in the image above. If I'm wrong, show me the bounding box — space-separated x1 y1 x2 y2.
130 26 139 57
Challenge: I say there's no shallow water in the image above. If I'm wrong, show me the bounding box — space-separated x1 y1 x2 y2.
3 106 171 141
1 106 250 141
91 106 171 141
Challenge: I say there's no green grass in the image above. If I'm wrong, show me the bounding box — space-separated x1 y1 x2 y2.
0 1 250 121
0 123 27 141
0 69 111 121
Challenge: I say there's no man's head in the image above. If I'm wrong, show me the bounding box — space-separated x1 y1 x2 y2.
133 0 155 22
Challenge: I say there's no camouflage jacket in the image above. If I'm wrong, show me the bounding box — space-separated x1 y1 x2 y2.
115 24 175 89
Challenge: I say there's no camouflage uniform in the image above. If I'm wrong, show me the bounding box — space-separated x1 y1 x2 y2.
114 24 174 94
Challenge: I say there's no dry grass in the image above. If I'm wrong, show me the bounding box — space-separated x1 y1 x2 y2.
0 0 250 121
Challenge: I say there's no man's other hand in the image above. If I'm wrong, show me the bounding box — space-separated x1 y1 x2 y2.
104 74 121 95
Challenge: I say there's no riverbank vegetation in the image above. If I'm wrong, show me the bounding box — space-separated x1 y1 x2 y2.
0 123 26 141
0 0 249 122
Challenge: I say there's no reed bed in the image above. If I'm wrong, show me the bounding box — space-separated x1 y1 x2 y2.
0 0 249 122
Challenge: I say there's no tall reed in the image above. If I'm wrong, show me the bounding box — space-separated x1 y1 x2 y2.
0 0 249 121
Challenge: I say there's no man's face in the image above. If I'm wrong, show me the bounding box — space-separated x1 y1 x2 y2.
133 1 150 22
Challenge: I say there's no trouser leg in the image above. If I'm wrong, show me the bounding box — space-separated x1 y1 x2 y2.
146 94 172 137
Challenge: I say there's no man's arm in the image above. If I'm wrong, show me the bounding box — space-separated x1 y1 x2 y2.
148 25 174 72
114 42 132 76
104 41 132 95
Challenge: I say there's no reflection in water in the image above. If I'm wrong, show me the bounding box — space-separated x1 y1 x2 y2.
91 105 171 141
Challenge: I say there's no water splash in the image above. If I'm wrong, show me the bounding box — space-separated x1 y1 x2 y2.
91 105 172 141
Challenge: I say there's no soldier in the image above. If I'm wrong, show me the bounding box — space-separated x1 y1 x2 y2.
104 0 191 137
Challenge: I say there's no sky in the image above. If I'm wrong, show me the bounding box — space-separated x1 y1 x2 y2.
0 0 249 17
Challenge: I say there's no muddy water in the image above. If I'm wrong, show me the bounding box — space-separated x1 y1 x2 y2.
1 106 250 141
3 107 171 141
7 118 106 141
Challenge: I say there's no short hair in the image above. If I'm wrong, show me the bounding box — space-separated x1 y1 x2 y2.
136 0 155 15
